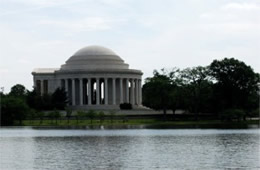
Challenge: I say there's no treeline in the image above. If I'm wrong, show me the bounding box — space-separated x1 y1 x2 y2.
142 58 260 120
1 85 67 125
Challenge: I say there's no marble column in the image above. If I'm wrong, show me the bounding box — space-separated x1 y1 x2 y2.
130 79 135 105
135 79 139 105
139 79 142 105
104 78 108 105
88 78 92 105
120 78 123 104
96 78 100 105
72 79 75 106
41 80 44 95
79 78 83 105
65 79 68 98
112 78 116 105
125 78 129 103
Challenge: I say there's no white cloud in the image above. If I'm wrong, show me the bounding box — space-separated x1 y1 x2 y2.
222 3 260 11
38 17 125 32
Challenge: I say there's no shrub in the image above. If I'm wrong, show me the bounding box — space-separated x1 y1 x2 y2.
249 109 260 118
219 109 245 121
86 110 96 124
97 111 105 123
76 110 86 123
120 103 132 110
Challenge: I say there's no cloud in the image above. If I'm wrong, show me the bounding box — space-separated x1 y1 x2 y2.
38 17 125 32
222 2 260 11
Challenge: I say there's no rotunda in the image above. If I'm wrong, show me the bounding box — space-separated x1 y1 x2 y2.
32 45 143 109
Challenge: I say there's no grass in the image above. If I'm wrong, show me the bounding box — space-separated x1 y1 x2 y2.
17 118 259 127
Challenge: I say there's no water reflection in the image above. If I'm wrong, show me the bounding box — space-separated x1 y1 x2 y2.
0 129 259 170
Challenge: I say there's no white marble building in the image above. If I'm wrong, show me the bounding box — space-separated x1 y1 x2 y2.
32 45 143 110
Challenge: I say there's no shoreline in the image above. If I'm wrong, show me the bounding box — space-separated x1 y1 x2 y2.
2 119 259 129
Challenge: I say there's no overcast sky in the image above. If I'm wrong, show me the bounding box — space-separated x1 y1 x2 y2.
0 0 259 93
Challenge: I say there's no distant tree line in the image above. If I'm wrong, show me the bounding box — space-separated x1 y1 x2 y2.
1 85 67 125
143 58 260 120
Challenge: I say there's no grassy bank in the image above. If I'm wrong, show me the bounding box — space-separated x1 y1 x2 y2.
16 118 259 128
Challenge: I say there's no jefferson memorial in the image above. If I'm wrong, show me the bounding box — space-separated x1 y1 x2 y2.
32 45 143 110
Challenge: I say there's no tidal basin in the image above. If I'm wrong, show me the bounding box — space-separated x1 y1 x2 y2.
0 128 259 170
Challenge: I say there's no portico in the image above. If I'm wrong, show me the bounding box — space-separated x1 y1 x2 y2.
32 45 143 109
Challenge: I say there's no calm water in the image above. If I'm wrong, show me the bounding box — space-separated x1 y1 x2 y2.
0 128 259 170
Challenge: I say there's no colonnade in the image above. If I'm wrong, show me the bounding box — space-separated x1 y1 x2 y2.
61 77 142 106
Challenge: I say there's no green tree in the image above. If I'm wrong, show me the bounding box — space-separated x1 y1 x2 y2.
179 66 214 119
26 88 43 110
1 95 29 125
209 58 260 114
51 87 67 110
143 70 173 118
9 84 27 98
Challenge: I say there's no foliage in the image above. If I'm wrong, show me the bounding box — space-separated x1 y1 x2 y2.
143 58 259 120
248 109 260 118
120 103 132 110
209 58 260 112
143 70 173 117
86 110 96 124
48 109 61 125
219 109 246 121
1 95 30 125
97 111 105 123
35 111 45 124
179 66 214 118
26 87 67 111
51 87 67 109
65 107 72 124
76 110 86 123
9 84 27 98
109 110 116 123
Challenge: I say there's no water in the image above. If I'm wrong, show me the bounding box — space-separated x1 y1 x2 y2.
0 128 259 170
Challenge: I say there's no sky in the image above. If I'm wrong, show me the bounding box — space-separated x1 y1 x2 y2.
0 0 259 93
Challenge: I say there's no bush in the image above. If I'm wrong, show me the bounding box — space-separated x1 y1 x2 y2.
219 109 245 121
120 103 132 110
86 110 96 124
249 109 260 118
97 111 105 123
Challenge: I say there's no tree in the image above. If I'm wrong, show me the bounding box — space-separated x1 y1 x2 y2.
9 84 27 98
52 87 67 110
26 88 43 110
179 66 214 119
1 95 30 125
142 70 173 118
209 58 260 113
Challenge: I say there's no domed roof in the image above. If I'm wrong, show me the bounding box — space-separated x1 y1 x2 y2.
73 45 117 56
60 45 129 71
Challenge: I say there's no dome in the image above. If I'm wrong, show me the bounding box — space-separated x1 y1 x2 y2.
73 45 117 56
60 45 129 71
